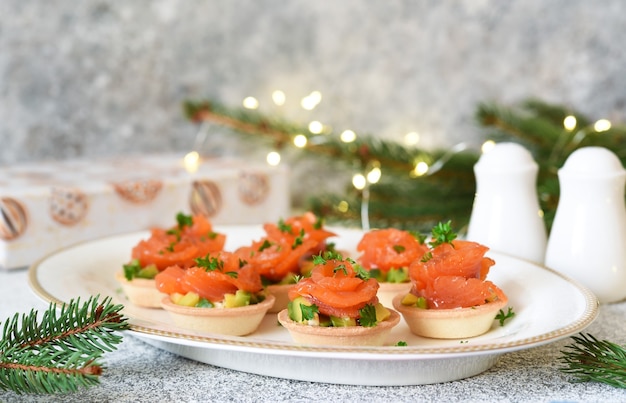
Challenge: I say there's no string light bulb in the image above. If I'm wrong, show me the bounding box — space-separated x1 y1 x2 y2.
308 121 324 134
404 132 420 146
266 151 281 166
413 161 429 177
563 115 577 131
481 140 496 154
352 173 367 190
337 200 349 213
272 90 286 106
183 151 200 173
242 96 259 109
293 134 308 148
340 130 356 143
366 165 382 184
594 119 611 132
301 91 322 110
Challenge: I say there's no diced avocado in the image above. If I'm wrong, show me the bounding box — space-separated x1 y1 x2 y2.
401 293 420 306
386 267 408 283
224 290 251 308
288 296 311 322
136 264 159 279
176 292 200 307
374 303 391 322
170 292 184 304
330 316 357 327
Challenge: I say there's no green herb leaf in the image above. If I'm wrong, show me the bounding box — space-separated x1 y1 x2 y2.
429 220 457 248
495 307 515 326
195 255 224 272
292 229 305 249
392 244 406 253
396 341 408 347
358 304 378 327
122 259 142 280
258 239 273 252
176 212 194 229
277 218 292 233
355 265 371 280
300 304 319 321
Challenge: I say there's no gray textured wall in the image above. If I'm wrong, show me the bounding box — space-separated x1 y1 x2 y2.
2 1 626 200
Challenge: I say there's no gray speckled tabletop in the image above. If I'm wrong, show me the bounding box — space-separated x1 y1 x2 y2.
1 268 625 403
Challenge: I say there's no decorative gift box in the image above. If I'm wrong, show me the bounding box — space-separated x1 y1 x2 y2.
0 154 290 270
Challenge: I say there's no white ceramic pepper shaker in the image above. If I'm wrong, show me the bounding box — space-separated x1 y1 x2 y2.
467 142 547 264
544 146 626 304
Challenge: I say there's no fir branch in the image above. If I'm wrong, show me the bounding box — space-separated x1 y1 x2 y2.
184 99 477 175
0 295 128 395
560 333 626 388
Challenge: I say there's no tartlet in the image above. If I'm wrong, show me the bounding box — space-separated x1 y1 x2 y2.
114 271 164 308
395 221 509 339
161 294 275 336
277 308 400 346
279 251 400 346
392 292 507 339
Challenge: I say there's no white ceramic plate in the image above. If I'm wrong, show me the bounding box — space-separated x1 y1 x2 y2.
28 226 598 386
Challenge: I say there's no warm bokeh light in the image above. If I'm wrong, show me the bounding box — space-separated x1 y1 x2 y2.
563 115 577 131
266 151 281 166
413 161 429 176
337 200 349 213
308 121 324 134
366 166 381 184
272 90 286 106
301 91 322 110
293 134 308 148
404 131 420 146
594 119 611 132
352 173 367 190
340 130 356 143
481 140 496 154
242 96 259 109
183 151 200 173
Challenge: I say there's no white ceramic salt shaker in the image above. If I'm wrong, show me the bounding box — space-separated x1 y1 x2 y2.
544 147 626 304
467 142 547 263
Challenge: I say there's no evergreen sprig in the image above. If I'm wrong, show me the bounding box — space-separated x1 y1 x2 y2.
183 99 479 231
0 295 128 395
560 333 626 388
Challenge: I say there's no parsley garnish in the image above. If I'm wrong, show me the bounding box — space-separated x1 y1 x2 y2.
393 244 406 253
277 219 292 233
355 265 371 280
301 304 319 321
292 229 305 249
122 259 142 280
420 251 433 262
396 341 408 347
195 255 224 272
313 217 323 230
176 212 194 228
358 304 378 327
258 239 273 252
429 220 457 248
333 264 348 276
495 307 515 326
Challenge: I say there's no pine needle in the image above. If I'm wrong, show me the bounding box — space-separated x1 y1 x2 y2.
0 295 128 394
560 333 626 388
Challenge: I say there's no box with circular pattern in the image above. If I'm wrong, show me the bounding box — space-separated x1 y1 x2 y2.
0 154 289 270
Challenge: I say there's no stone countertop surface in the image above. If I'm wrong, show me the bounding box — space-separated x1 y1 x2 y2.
1 268 625 403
